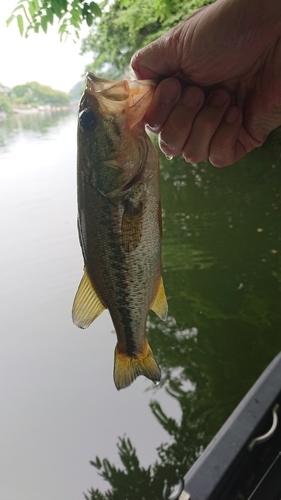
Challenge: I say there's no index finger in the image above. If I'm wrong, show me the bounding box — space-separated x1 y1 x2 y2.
144 78 182 133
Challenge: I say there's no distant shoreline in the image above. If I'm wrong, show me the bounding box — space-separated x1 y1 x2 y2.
13 104 73 113
0 104 77 120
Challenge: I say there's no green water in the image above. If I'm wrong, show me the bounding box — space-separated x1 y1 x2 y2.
147 131 281 492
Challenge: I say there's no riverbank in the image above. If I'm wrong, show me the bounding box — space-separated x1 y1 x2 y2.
0 104 76 120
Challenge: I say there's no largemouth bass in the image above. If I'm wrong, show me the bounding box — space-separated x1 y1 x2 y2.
72 72 168 390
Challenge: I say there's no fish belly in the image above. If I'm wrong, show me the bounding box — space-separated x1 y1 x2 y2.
80 171 161 356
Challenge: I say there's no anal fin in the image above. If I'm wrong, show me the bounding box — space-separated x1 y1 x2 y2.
150 277 168 321
72 267 106 328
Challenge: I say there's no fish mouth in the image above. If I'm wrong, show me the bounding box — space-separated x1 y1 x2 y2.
86 72 156 128
127 79 156 128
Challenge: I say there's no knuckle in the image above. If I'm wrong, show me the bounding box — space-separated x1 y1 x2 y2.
209 155 229 168
183 148 206 164
159 137 181 157
209 143 235 167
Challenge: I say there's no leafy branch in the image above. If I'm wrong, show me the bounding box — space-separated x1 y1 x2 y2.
6 0 102 38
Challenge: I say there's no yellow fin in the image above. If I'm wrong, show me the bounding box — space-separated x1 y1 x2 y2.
150 277 168 321
72 267 106 329
114 342 161 390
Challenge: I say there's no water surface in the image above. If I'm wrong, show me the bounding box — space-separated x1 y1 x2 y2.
1 111 281 499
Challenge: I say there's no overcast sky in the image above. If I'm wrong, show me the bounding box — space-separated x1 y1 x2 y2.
1 0 93 92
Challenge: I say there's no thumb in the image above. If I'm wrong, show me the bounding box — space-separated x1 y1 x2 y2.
131 29 183 80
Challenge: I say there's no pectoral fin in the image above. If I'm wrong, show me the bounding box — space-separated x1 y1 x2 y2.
72 267 106 328
150 277 168 321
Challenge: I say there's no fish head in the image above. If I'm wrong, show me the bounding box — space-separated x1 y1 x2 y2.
77 72 156 198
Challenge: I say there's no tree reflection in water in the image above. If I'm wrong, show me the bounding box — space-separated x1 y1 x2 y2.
84 129 281 500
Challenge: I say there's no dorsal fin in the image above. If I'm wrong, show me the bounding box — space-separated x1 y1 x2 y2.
72 267 106 329
150 277 168 321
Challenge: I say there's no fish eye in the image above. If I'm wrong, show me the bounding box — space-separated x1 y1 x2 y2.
79 109 97 132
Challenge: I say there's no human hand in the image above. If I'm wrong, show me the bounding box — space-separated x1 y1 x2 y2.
131 0 281 166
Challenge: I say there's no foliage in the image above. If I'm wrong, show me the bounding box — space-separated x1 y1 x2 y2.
0 96 13 113
6 0 102 38
81 0 214 79
7 0 215 40
69 80 85 101
11 81 71 106
7 0 215 75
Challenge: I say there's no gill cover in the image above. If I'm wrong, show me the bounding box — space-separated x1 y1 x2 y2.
85 72 156 129
78 73 157 198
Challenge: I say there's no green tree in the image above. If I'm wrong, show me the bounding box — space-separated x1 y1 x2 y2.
12 81 71 106
7 1 215 73
7 0 211 39
6 0 102 38
0 96 13 113
80 0 214 78
7 0 216 81
69 80 85 101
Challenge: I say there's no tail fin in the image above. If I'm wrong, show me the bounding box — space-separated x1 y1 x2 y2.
114 342 161 390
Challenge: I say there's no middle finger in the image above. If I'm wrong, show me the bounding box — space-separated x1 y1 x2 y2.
183 89 231 163
158 85 205 158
